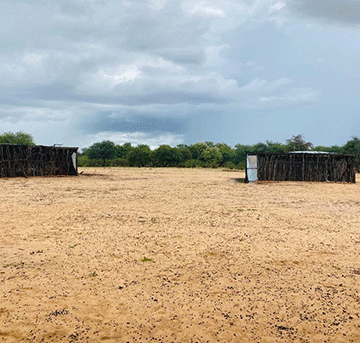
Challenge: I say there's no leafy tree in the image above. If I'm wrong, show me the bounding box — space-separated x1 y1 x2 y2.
154 145 181 167
127 144 153 167
200 146 222 166
215 143 234 166
176 144 192 165
0 131 35 145
233 144 252 164
312 145 329 152
342 137 360 154
86 141 116 166
342 137 360 168
115 143 133 158
189 142 208 160
286 134 313 151
204 141 215 148
265 141 286 154
329 145 342 154
251 142 268 153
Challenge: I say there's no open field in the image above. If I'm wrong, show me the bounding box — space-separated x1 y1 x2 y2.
1 167 360 342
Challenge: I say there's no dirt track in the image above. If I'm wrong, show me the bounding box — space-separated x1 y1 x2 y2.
1 167 360 342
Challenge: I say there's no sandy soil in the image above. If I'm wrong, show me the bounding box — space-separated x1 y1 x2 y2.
1 167 360 342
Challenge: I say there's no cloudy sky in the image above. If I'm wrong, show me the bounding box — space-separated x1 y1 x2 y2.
1 0 360 149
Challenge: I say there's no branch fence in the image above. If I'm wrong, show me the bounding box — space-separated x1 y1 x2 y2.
0 145 78 178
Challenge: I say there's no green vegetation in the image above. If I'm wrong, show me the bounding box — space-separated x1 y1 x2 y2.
3 131 356 169
83 140 116 166
1 132 359 169
141 257 153 262
0 131 35 145
71 134 360 170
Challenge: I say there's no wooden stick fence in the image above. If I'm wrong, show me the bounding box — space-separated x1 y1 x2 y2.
252 153 356 183
0 145 78 178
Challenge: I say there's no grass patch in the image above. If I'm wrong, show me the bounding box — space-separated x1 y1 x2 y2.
141 257 153 263
4 261 24 268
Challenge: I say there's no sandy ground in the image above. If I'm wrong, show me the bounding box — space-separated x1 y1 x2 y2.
1 167 360 342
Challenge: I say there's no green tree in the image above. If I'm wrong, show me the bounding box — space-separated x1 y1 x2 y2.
200 146 222 166
329 145 342 153
342 137 360 154
154 145 181 167
204 141 215 148
342 137 360 168
176 144 192 165
312 145 330 152
265 141 286 154
189 142 208 160
251 142 268 153
86 141 116 166
215 143 234 166
127 144 153 167
115 143 133 158
286 134 313 151
311 145 341 153
233 144 252 164
0 131 35 145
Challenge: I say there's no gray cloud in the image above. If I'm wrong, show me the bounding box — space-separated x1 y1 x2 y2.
288 0 360 25
2 0 344 148
79 112 187 135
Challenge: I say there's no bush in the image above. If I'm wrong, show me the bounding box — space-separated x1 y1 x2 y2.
224 161 237 169
182 159 203 168
0 131 35 145
237 161 246 170
108 158 129 167
203 161 220 168
78 155 104 167
78 155 90 167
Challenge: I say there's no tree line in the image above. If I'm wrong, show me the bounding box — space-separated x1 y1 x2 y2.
79 135 360 169
0 132 359 169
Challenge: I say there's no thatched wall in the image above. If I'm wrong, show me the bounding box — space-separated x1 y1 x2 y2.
0 145 78 178
247 153 356 183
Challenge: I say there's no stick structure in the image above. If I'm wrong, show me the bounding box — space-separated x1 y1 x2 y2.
248 153 356 183
0 145 78 178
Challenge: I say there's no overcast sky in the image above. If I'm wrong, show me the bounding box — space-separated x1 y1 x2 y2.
1 0 360 149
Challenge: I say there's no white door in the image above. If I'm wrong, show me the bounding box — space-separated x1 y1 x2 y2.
247 155 258 182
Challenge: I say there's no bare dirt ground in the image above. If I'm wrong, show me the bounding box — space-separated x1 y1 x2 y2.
1 167 360 342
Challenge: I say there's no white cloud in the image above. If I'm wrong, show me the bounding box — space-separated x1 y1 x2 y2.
0 63 26 80
102 69 142 87
255 88 320 108
191 5 226 17
240 77 293 92
240 78 267 92
22 52 47 67
269 1 286 13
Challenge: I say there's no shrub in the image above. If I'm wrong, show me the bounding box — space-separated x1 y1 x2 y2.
78 155 104 167
203 161 220 168
237 161 246 170
225 161 237 169
108 158 129 167
183 159 203 168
